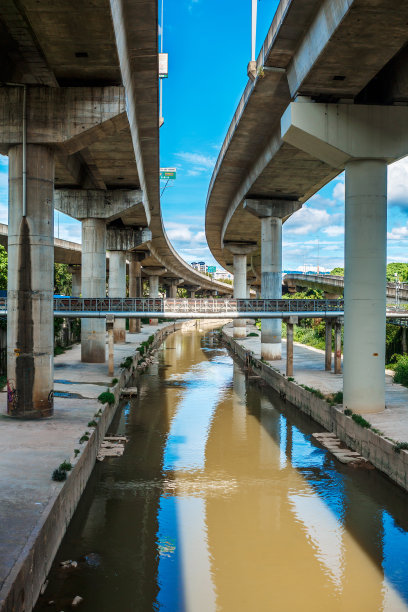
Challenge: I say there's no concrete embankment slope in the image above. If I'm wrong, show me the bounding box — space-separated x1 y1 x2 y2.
0 320 228 612
223 323 408 493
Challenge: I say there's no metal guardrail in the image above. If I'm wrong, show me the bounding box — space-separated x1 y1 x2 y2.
0 297 345 314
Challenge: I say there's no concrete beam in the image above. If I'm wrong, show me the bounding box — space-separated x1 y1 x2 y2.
54 189 143 221
106 227 152 251
244 198 301 219
281 103 408 168
0 86 126 150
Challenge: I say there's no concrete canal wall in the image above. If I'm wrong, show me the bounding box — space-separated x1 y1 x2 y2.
223 329 408 493
0 319 228 612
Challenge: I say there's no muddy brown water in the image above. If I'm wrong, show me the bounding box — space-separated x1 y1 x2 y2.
34 329 408 611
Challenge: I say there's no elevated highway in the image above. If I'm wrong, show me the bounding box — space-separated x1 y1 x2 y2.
0 0 232 418
283 273 408 304
206 0 408 414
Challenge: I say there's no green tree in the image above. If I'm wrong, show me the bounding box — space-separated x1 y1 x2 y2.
330 267 344 276
0 245 7 290
54 263 72 295
386 263 408 282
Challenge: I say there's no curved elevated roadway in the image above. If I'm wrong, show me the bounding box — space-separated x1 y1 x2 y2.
206 0 408 279
283 273 408 304
206 0 408 414
0 0 232 295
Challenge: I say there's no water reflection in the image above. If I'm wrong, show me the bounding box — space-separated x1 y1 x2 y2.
35 329 408 612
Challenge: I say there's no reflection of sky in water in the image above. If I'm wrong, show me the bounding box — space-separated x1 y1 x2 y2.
157 335 408 610
287 422 408 606
383 511 408 602
163 356 232 472
157 344 231 610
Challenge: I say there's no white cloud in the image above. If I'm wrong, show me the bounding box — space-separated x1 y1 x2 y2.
167 225 193 242
332 179 345 201
387 224 408 241
175 151 216 175
284 206 338 236
388 157 408 208
323 225 344 237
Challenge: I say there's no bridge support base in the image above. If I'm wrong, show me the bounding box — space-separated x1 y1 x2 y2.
232 254 247 338
108 250 127 344
281 103 405 413
81 218 106 363
129 254 142 333
148 274 160 326
343 160 386 410
7 144 55 418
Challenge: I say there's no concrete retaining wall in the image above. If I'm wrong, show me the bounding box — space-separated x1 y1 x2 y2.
1 319 227 612
223 330 408 493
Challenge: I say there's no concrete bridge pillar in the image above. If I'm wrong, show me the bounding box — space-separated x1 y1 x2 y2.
168 280 180 298
224 243 257 338
129 253 143 333
108 250 127 343
282 102 408 413
244 199 301 360
233 254 247 337
7 144 55 418
144 267 166 326
81 218 106 363
69 265 81 297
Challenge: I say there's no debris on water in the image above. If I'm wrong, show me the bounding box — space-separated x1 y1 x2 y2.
312 432 374 468
97 436 128 461
83 552 102 567
121 387 138 397
71 596 83 607
60 560 77 569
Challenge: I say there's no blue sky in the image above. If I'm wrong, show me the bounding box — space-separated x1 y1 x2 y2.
1 0 408 272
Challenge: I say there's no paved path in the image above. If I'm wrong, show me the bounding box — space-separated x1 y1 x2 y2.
0 323 167 595
224 323 408 443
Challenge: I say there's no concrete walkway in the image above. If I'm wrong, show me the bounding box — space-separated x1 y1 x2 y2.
0 323 168 598
225 323 408 443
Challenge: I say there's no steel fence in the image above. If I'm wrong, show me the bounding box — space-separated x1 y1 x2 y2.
0 297 346 314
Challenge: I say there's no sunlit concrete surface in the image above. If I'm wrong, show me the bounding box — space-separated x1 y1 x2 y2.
0 324 168 596
224 323 408 443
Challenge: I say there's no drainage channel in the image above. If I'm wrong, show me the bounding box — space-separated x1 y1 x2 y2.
34 328 408 611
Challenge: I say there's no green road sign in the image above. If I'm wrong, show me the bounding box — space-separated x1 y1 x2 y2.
160 168 177 180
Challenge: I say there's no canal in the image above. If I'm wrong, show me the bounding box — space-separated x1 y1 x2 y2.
35 327 408 611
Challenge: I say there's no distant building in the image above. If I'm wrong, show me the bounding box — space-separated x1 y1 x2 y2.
190 261 207 273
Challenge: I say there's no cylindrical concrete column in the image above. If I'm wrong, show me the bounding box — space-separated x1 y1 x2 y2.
129 255 142 333
325 319 333 371
261 216 282 360
343 159 387 413
233 253 247 338
108 250 127 343
189 289 196 299
81 218 106 363
169 282 177 298
149 275 159 326
71 267 81 297
7 144 55 418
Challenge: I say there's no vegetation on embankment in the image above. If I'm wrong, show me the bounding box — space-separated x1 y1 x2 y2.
329 263 408 282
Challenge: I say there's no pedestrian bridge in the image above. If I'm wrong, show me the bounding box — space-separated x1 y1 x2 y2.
0 297 406 320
